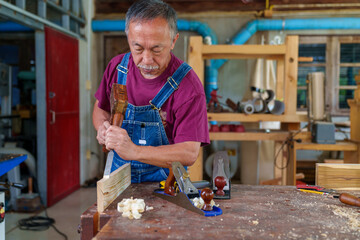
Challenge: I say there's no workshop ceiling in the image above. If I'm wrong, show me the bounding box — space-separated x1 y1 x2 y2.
95 0 360 14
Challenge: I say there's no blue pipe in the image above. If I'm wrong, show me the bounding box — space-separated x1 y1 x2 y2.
92 17 360 101
92 19 217 43
217 17 360 70
0 21 32 32
92 20 126 32
92 19 218 99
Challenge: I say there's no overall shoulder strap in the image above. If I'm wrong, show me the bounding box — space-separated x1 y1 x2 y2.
149 62 192 110
116 52 131 85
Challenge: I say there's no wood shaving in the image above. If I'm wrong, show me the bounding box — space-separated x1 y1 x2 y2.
117 197 152 220
330 205 360 231
146 206 154 211
191 197 219 209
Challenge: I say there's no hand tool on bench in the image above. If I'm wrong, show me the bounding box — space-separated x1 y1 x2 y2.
297 184 360 207
153 162 222 217
339 193 360 207
103 83 128 179
211 151 231 199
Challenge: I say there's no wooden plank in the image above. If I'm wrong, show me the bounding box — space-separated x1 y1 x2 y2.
260 173 304 185
324 159 344 164
209 132 289 141
97 163 131 213
202 44 286 59
298 57 313 62
207 112 308 122
316 163 360 190
295 141 358 151
284 36 299 115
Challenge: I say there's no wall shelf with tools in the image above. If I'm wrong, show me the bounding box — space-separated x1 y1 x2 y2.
283 73 360 189
187 35 305 183
187 35 360 186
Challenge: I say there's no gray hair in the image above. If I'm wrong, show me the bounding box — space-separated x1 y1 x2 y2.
125 0 178 40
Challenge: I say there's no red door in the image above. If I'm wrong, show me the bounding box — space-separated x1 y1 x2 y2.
45 27 80 206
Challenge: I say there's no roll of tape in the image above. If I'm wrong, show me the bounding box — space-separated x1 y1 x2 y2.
243 103 255 115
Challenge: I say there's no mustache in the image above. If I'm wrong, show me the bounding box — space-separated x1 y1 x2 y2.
137 64 159 70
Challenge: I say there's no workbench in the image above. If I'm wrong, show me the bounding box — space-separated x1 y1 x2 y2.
0 154 27 239
80 183 360 239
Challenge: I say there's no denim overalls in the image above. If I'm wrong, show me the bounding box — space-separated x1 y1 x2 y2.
111 53 192 183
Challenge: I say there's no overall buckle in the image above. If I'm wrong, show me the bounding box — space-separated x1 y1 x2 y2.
167 76 178 90
149 100 161 111
117 65 128 74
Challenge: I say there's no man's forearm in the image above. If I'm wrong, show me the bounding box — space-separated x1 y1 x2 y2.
92 100 110 130
133 141 201 168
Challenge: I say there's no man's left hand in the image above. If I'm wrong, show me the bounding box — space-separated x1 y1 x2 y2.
104 126 138 160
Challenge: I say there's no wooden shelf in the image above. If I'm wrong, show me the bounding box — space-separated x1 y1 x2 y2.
187 35 302 183
207 112 308 123
201 44 286 60
210 132 290 141
295 141 358 151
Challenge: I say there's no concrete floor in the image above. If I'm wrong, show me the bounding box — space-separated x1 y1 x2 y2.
5 186 97 240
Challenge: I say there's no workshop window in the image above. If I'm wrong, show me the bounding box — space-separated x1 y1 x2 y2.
297 43 326 109
339 43 360 109
298 37 360 116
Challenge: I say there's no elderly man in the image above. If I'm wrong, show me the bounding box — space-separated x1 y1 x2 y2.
93 0 209 183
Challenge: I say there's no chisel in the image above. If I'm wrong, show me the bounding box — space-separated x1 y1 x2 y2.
103 83 128 179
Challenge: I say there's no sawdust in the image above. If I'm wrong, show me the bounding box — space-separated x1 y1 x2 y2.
330 205 360 231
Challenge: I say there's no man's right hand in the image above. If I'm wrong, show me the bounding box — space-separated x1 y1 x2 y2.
96 121 111 145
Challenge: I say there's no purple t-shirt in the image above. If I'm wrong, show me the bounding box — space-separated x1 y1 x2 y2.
95 52 210 146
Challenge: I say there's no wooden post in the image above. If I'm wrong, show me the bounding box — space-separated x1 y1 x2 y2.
187 36 204 181
274 141 287 185
286 140 296 185
284 36 299 115
97 163 131 213
276 58 284 101
346 71 360 163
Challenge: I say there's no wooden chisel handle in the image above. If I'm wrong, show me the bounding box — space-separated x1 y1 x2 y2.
339 193 360 207
102 83 128 153
164 167 176 196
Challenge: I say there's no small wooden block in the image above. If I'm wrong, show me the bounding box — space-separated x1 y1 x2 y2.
97 163 131 213
316 163 360 190
324 159 344 164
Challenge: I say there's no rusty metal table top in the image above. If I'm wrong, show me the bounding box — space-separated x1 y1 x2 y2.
93 183 360 239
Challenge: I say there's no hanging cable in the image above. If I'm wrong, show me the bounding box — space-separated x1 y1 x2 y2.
274 125 307 170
